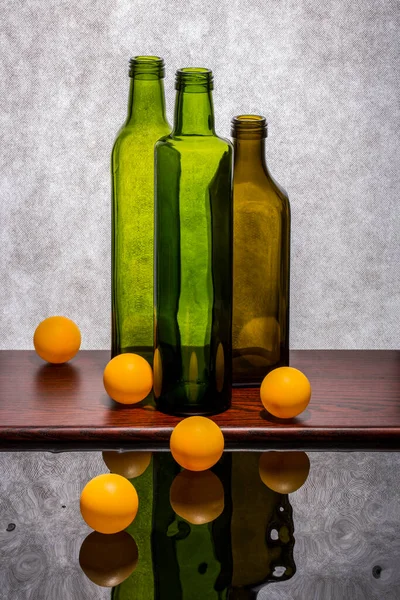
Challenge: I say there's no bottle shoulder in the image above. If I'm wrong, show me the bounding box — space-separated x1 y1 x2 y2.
234 169 290 213
113 122 171 150
265 167 289 202
156 133 232 150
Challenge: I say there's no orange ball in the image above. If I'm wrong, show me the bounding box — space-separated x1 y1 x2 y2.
259 451 310 494
33 316 81 363
80 473 138 534
170 470 224 525
170 416 224 471
103 353 153 404
260 366 311 419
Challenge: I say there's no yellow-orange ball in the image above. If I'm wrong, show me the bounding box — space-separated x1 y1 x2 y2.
80 473 138 534
170 416 224 471
260 366 311 419
103 353 153 404
259 451 310 494
33 316 81 363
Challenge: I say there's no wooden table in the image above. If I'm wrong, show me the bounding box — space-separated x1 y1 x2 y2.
0 350 399 451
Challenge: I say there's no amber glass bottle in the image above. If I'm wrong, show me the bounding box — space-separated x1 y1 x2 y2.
231 116 290 386
111 56 171 361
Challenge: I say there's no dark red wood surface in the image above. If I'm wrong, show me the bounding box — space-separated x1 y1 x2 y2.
0 350 399 450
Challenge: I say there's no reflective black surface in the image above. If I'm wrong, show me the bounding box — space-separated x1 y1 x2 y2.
0 451 399 599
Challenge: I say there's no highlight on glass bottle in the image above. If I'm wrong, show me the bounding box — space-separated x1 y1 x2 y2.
231 115 290 387
154 67 233 416
111 56 171 362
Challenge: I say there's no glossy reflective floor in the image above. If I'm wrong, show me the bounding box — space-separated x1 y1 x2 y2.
0 452 399 599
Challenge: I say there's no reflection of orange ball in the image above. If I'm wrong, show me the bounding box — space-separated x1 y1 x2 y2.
33 316 81 363
153 347 162 398
102 451 152 479
79 531 138 587
260 367 311 418
103 353 153 404
170 416 224 471
170 470 224 525
80 474 139 534
259 451 310 494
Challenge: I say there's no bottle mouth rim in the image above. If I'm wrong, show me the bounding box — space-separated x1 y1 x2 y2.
178 67 212 74
231 115 268 138
175 67 214 91
129 56 165 78
134 55 163 62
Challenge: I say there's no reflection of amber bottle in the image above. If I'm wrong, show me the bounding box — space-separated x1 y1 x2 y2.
230 452 295 597
231 116 290 386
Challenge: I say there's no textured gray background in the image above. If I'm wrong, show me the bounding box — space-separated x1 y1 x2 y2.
0 452 399 599
1 0 399 349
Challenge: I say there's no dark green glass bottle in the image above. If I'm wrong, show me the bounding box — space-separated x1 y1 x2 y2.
231 116 290 386
112 56 171 361
154 68 233 415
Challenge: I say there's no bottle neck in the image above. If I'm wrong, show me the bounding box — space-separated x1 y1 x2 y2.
231 115 269 176
173 90 215 136
233 138 267 173
173 68 215 136
126 77 168 127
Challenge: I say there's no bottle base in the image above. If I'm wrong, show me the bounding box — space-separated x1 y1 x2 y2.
232 346 289 387
111 345 153 366
155 401 231 417
156 394 231 417
232 380 263 389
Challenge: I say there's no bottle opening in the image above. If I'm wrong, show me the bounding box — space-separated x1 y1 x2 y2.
175 68 214 92
231 115 268 139
129 56 165 79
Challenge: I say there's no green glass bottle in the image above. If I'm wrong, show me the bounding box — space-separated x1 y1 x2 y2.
112 56 171 361
154 68 233 415
231 116 290 386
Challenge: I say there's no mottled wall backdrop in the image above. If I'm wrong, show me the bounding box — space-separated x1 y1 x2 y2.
1 0 399 349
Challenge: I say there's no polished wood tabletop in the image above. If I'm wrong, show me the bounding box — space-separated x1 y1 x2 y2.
0 350 399 451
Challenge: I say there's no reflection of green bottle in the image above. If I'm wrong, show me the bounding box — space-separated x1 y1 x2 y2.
154 68 233 415
111 56 171 361
152 453 233 599
112 453 233 600
112 456 155 600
